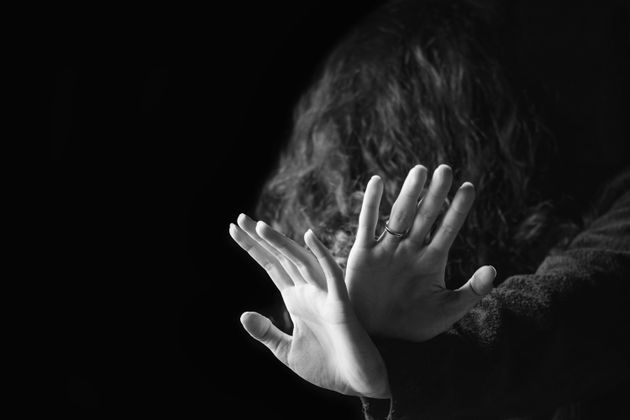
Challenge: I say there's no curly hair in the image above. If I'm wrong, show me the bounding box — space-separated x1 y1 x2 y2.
256 0 577 287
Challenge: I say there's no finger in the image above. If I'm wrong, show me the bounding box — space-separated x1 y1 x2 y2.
237 213 274 249
304 229 347 301
229 223 293 290
237 214 307 286
448 265 496 319
255 221 310 286
381 165 428 249
429 182 475 253
240 311 291 366
255 220 326 289
355 175 384 247
406 164 453 248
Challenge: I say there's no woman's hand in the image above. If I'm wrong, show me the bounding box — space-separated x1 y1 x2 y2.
229 214 390 398
346 164 497 341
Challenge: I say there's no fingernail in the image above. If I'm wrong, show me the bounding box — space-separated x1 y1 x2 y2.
488 265 497 277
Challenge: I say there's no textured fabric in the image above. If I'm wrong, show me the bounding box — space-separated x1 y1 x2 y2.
362 168 630 420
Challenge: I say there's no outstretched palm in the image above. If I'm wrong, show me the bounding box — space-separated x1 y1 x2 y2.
279 286 375 395
346 165 496 341
230 214 389 398
347 235 451 341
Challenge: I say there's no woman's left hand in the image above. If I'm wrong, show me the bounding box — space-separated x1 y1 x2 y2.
346 164 497 341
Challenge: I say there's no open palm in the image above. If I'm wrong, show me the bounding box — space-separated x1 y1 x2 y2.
346 165 497 341
230 214 389 398
347 235 452 341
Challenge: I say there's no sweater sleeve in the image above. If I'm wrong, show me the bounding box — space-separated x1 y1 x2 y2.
362 177 630 420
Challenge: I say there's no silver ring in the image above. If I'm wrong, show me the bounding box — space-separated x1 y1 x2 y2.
384 223 406 238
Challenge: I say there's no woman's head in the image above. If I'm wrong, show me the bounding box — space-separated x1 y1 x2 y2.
257 0 553 285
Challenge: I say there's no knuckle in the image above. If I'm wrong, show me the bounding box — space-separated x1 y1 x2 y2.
261 260 275 272
418 208 436 221
440 223 457 236
293 258 306 271
390 210 411 226
405 235 426 249
450 206 468 218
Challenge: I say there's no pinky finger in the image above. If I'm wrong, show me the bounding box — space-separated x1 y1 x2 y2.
356 175 384 247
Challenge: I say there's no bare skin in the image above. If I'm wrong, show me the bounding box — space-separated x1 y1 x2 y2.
230 164 496 397
346 164 496 341
230 218 390 398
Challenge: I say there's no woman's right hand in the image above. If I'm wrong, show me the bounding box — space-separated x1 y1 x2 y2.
229 214 390 398
346 164 497 341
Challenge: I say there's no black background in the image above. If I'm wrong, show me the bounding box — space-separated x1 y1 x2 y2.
49 1 628 418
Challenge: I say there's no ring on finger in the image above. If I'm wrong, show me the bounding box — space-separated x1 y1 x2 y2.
384 223 406 238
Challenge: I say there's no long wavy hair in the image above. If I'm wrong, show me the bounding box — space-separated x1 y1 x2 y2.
256 0 578 287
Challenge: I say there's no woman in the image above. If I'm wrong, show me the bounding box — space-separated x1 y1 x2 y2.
229 0 630 418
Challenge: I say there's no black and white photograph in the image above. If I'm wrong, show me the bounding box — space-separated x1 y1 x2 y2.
50 0 629 418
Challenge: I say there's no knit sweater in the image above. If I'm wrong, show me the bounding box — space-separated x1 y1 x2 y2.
362 169 630 420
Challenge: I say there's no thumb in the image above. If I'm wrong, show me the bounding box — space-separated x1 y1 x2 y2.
464 265 496 297
450 265 496 317
240 311 291 365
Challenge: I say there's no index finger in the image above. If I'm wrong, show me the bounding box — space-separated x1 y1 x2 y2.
355 175 384 247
